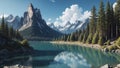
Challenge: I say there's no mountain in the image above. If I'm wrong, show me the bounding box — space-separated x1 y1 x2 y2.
0 15 22 30
6 15 23 29
48 19 89 34
19 3 62 40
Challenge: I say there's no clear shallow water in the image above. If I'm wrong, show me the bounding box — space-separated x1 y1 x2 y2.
1 41 120 68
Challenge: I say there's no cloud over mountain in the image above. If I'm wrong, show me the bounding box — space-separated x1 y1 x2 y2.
53 4 91 26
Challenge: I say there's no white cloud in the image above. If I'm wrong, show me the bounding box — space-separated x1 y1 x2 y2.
50 0 55 3
53 4 91 26
113 2 117 11
0 14 9 18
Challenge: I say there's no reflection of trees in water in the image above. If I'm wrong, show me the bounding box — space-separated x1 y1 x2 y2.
53 44 120 68
1 55 32 68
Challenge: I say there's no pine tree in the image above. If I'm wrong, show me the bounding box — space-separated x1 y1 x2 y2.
82 25 89 43
78 30 84 42
89 6 96 34
86 33 92 43
0 16 5 35
97 1 106 44
98 36 104 45
4 23 9 37
9 26 14 39
110 5 115 39
87 6 97 43
92 32 99 44
105 1 111 40
67 35 70 41
114 0 120 38
70 33 75 41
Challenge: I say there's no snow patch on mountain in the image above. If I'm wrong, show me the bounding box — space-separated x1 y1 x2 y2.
47 18 89 34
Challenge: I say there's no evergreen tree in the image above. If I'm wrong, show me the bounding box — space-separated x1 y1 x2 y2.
89 6 97 34
78 30 84 42
87 6 97 43
110 5 115 39
67 35 70 41
98 36 104 45
9 26 14 39
4 23 9 37
82 25 89 43
105 1 114 40
86 33 92 43
114 0 120 38
97 1 106 44
0 16 5 35
92 32 99 44
70 33 75 41
98 1 105 37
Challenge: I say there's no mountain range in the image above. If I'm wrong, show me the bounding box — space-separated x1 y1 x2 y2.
0 3 62 40
47 19 89 34
0 3 90 40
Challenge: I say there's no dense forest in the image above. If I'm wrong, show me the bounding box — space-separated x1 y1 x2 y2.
54 0 120 47
0 16 32 51
0 16 23 40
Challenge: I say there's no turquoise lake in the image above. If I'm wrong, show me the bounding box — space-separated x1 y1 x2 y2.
2 41 120 68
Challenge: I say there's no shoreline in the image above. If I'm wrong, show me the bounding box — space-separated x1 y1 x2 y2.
50 41 102 50
50 41 120 54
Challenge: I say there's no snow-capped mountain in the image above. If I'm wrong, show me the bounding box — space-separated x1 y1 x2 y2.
6 15 22 29
0 14 22 30
48 19 89 34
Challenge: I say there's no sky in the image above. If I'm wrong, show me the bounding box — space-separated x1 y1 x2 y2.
0 0 116 24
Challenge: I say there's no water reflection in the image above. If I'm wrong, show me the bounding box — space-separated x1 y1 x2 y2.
52 44 120 68
1 42 120 68
2 55 32 68
49 51 91 68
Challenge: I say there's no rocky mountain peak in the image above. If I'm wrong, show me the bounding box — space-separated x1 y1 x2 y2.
28 3 34 18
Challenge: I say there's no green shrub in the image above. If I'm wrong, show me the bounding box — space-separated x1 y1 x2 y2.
106 40 110 45
108 45 118 51
116 37 120 47
21 39 29 46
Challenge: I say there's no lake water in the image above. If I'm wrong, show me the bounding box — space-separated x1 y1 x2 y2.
1 41 120 68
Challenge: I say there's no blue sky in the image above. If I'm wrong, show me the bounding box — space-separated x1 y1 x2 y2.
0 0 116 22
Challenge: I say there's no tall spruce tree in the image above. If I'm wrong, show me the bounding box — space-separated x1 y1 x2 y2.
97 1 106 44
115 0 120 38
87 6 97 43
0 16 5 35
105 1 111 40
89 6 97 34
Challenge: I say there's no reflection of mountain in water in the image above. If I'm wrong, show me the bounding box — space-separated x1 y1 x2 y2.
49 51 91 68
52 44 120 68
1 42 120 68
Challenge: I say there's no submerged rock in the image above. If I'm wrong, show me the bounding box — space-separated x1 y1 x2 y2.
102 48 109 52
100 64 112 68
115 49 120 54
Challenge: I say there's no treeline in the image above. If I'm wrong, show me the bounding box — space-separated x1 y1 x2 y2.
54 0 120 45
0 16 23 40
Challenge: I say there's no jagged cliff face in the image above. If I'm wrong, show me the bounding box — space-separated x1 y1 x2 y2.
19 3 44 31
19 3 62 40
